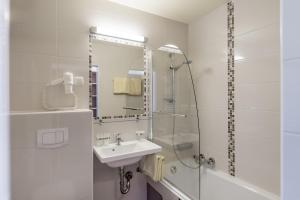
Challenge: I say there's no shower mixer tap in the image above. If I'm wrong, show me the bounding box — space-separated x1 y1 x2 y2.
194 154 216 169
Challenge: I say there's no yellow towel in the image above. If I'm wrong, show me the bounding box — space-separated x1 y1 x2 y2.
128 78 142 96
142 154 165 182
113 77 129 94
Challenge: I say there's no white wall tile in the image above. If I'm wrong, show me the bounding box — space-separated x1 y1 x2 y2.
189 39 227 70
0 0 10 196
10 0 188 112
11 148 55 200
234 1 280 195
235 24 280 60
52 148 93 200
188 4 227 69
57 30 89 60
282 132 300 200
235 110 280 136
198 108 228 172
282 59 300 133
236 128 280 194
57 0 90 32
235 110 280 194
282 1 300 198
10 83 44 111
93 120 149 143
189 0 280 195
194 62 227 110
10 53 59 84
236 83 280 111
10 0 57 55
10 110 93 200
233 0 279 36
235 54 280 84
188 2 228 173
282 0 300 60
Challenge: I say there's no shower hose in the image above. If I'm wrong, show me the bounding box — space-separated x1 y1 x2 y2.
171 53 201 170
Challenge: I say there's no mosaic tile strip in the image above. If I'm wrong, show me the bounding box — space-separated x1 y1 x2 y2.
227 1 236 176
88 33 150 123
88 34 98 118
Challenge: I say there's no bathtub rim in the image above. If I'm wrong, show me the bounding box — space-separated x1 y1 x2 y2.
148 167 280 200
202 168 280 200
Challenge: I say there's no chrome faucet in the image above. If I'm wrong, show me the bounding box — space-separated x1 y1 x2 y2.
116 133 123 146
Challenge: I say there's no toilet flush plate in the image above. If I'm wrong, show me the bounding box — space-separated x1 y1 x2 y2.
37 128 69 148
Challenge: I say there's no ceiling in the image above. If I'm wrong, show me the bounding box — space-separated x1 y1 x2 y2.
108 0 227 23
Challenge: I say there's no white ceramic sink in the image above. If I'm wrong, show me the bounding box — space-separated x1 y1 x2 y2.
93 139 162 168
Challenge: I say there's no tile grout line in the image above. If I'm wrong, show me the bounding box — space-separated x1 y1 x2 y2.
283 131 300 136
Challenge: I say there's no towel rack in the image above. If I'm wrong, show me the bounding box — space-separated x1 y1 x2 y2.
123 107 144 111
153 111 187 118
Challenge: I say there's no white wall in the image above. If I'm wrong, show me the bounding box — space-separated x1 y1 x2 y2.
188 2 228 173
234 0 280 195
10 110 93 200
282 0 300 199
0 0 10 198
10 0 188 111
10 1 188 199
188 0 280 195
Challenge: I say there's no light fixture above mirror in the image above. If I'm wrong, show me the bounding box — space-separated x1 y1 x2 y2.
90 26 146 47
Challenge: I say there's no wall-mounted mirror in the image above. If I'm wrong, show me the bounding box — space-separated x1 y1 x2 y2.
89 30 150 122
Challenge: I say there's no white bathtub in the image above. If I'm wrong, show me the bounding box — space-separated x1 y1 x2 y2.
149 159 280 200
200 168 280 200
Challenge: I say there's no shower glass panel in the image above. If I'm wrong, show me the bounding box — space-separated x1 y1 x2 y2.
152 49 200 200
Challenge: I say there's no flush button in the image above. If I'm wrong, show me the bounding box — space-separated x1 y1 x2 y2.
55 131 64 143
37 128 69 148
42 132 56 145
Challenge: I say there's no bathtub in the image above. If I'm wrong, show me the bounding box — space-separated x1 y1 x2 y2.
148 159 280 200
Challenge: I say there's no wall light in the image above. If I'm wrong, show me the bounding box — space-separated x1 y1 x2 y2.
158 44 183 54
90 26 145 43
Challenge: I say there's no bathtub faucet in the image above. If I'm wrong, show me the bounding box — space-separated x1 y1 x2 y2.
194 154 216 169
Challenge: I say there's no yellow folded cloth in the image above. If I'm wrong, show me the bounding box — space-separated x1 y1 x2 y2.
113 77 129 94
128 78 142 96
142 154 165 182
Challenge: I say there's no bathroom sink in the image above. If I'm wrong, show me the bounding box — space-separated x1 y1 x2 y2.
93 139 162 168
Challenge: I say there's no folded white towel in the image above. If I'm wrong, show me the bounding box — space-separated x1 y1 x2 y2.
142 154 165 182
128 78 142 96
113 77 129 94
